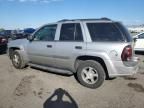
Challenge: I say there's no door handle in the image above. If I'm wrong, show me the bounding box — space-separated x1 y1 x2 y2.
47 45 52 48
75 46 82 49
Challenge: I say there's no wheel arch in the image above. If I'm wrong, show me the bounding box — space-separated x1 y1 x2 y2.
8 47 21 59
75 55 110 79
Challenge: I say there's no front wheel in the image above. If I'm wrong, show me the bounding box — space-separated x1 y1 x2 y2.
11 50 26 69
76 60 105 89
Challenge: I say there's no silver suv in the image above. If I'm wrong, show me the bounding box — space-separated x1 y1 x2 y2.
8 18 139 89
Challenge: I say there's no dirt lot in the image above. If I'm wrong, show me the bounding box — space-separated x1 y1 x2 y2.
0 53 144 108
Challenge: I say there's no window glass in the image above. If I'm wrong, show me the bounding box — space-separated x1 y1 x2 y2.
87 23 124 42
60 23 83 41
60 24 75 41
138 33 144 39
34 25 57 41
115 22 132 42
75 24 83 41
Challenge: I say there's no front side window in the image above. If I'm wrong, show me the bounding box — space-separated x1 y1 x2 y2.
60 23 83 41
87 23 124 42
34 24 57 41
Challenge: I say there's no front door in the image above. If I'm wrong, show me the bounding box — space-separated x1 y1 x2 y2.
27 24 57 67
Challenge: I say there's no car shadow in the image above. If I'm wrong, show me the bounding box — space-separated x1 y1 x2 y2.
43 88 78 108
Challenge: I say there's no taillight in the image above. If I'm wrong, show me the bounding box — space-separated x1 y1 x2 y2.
2 38 6 42
0 38 7 43
121 45 132 61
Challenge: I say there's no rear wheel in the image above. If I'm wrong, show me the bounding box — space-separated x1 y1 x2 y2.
11 50 26 69
76 60 105 89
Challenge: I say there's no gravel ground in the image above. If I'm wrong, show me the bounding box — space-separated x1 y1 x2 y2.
0 53 144 108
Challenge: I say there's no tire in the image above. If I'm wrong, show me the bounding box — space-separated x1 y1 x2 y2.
76 60 105 89
11 50 26 69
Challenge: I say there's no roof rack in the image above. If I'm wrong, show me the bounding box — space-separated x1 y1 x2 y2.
58 17 112 22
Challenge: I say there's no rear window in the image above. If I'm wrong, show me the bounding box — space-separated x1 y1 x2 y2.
87 23 125 42
115 22 132 42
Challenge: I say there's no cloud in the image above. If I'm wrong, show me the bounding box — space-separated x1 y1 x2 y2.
7 0 63 3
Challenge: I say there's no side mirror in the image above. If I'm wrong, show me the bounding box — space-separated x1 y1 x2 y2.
27 35 33 41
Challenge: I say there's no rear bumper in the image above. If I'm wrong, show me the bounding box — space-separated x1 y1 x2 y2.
105 57 139 77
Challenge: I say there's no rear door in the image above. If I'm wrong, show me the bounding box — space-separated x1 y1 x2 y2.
54 23 86 71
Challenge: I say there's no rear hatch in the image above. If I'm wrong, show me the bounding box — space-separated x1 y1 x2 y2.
86 21 134 62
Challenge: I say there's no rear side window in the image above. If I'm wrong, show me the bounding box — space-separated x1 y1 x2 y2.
87 23 125 42
60 23 83 41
